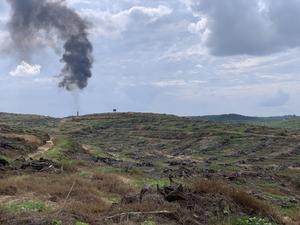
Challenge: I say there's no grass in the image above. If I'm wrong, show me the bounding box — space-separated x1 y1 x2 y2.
134 177 170 188
79 171 93 178
1 199 46 213
0 155 12 163
51 219 63 225
0 172 136 223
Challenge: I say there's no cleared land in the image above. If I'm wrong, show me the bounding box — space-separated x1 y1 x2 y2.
0 113 299 225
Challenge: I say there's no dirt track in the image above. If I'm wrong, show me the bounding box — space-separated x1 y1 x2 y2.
27 138 54 160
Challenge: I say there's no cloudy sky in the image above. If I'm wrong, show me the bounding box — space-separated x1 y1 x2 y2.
1 0 300 117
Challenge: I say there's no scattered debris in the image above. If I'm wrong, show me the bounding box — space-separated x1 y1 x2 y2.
20 158 59 172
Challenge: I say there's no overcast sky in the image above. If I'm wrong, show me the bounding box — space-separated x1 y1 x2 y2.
1 0 300 117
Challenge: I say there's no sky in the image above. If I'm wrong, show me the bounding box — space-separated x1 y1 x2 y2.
1 0 300 117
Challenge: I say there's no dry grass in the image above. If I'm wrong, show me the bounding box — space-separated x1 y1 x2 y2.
0 133 42 145
0 172 136 223
189 179 282 223
92 173 136 195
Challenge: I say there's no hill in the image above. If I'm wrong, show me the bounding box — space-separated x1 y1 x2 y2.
193 114 300 129
0 113 299 225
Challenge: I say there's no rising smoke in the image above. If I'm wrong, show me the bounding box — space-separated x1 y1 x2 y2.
7 0 93 91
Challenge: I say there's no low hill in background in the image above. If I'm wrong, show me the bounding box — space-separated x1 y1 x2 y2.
192 113 300 129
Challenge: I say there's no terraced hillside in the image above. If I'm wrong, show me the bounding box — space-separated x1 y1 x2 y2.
0 113 299 225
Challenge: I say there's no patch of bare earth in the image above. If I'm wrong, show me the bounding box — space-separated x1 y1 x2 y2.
27 138 54 160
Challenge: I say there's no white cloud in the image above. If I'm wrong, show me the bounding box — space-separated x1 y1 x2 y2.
79 5 172 38
10 61 41 77
159 44 207 61
153 79 187 87
188 17 210 42
152 79 207 87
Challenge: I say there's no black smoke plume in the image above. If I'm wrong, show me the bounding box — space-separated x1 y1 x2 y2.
7 0 93 91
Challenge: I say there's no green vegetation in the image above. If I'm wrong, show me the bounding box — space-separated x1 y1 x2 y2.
233 217 277 225
51 219 63 225
1 199 46 213
75 222 89 225
0 155 11 163
141 221 156 225
79 171 93 178
134 177 169 188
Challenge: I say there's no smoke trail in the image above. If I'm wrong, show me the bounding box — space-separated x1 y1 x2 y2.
7 0 93 91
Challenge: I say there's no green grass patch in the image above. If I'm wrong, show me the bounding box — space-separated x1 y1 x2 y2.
264 192 289 201
79 171 93 178
141 221 156 225
0 155 12 163
134 177 169 188
2 199 46 212
51 219 63 225
84 145 110 158
105 194 122 204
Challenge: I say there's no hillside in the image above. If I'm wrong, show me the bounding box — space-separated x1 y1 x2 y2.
193 114 300 129
0 113 299 225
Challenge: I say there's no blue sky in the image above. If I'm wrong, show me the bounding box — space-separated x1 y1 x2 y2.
1 0 300 117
